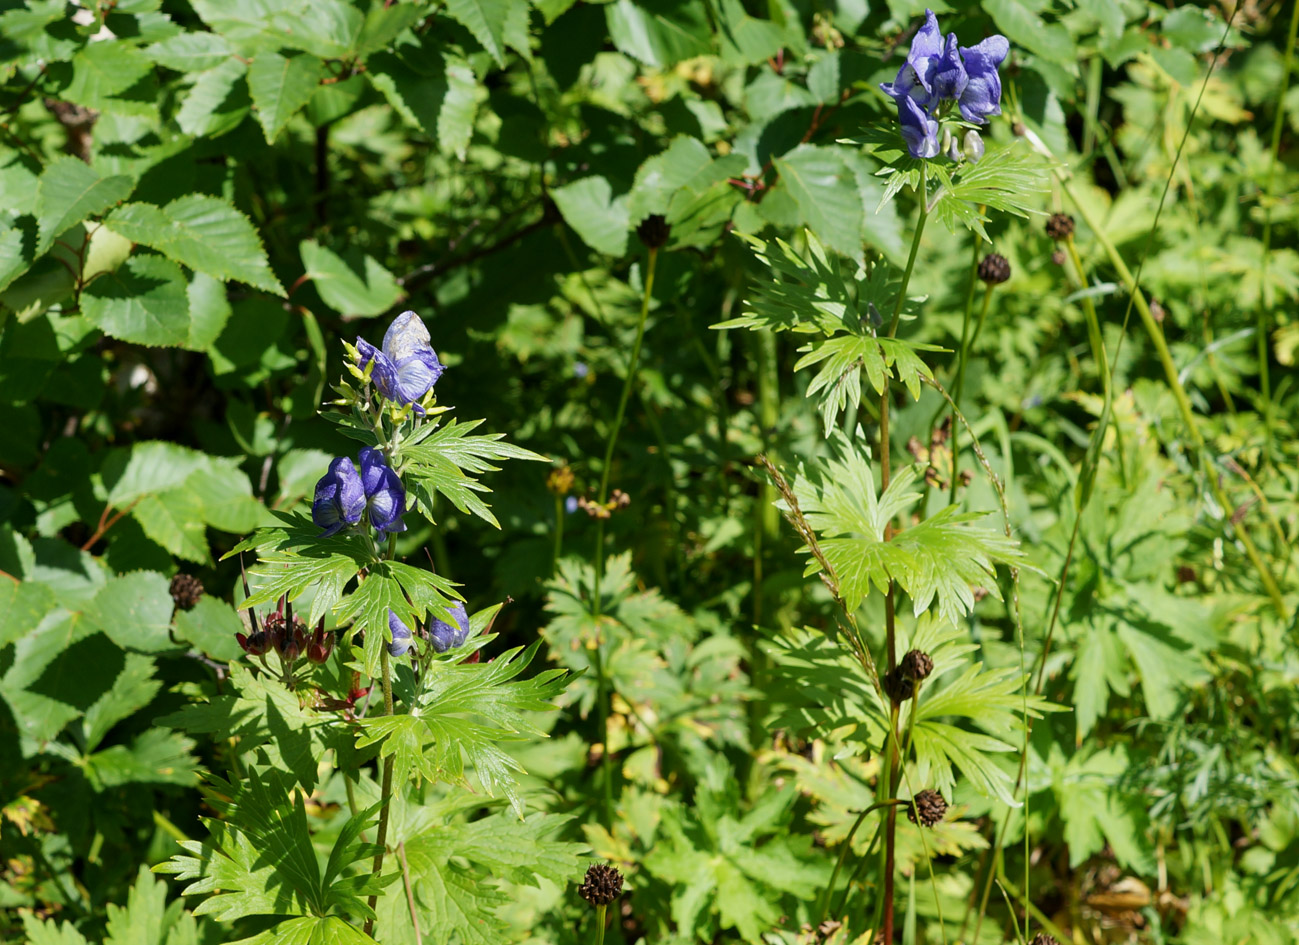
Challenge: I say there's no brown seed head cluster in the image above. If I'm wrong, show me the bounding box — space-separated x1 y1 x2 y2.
635 214 671 250
886 648 934 702
578 863 624 906
170 573 204 610
977 253 1011 285
907 789 948 827
1045 213 1075 241
1029 934 1059 945
578 490 630 519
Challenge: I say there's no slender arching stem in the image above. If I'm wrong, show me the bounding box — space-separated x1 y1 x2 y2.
589 247 659 830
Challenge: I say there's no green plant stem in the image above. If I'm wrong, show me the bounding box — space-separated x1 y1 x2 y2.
588 247 658 831
552 494 565 573
816 801 904 923
1058 177 1288 619
1257 0 1299 451
593 903 608 945
592 637 615 830
363 648 397 936
593 248 659 615
950 283 994 504
876 164 928 945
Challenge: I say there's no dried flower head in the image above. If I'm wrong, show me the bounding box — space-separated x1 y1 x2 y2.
170 573 204 610
907 789 948 827
977 253 1010 285
635 214 671 250
1029 934 1059 945
900 648 935 682
578 863 623 906
1045 213 1075 241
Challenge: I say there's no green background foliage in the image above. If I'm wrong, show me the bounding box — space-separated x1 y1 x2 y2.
2 0 1298 943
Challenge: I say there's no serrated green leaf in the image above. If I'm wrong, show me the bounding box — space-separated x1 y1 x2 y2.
88 569 175 653
107 195 283 294
57 42 154 112
35 156 134 256
248 52 326 143
444 0 529 67
300 240 402 317
176 58 251 138
551 176 629 257
605 0 711 67
770 145 863 263
145 30 235 71
82 253 191 347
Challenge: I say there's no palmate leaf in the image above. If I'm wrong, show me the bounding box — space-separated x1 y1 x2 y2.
377 810 585 945
713 230 859 335
334 560 461 677
154 768 392 922
928 143 1050 240
792 432 1028 625
157 664 339 791
358 642 573 816
401 417 546 529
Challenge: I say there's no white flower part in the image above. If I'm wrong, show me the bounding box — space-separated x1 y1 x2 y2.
383 310 432 362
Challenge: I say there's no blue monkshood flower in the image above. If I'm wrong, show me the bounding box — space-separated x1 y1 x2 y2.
388 610 414 657
312 456 366 537
880 10 1008 158
428 600 471 653
356 311 445 408
565 495 579 514
930 34 968 102
897 95 940 159
359 447 407 534
956 35 1009 124
574 362 589 379
880 9 943 106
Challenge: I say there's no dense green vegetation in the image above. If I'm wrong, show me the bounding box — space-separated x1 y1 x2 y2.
2 1 1297 943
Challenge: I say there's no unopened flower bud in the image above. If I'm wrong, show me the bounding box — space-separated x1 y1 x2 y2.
306 623 334 664
237 630 272 656
962 129 984 163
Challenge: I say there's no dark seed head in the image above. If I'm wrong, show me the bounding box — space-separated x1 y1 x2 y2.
907 789 947 828
579 863 623 906
977 253 1010 285
635 214 671 250
1029 934 1059 945
1045 213 1075 241
170 573 204 610
884 667 915 703
900 648 934 682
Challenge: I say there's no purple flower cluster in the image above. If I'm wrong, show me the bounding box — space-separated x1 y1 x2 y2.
387 600 472 658
356 311 444 410
312 447 406 537
880 10 1008 159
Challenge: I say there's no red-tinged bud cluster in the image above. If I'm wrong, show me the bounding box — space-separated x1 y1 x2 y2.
237 630 272 656
306 624 334 664
263 610 309 663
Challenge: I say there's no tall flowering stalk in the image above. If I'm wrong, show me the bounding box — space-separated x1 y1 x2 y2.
720 10 1033 943
207 309 560 941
